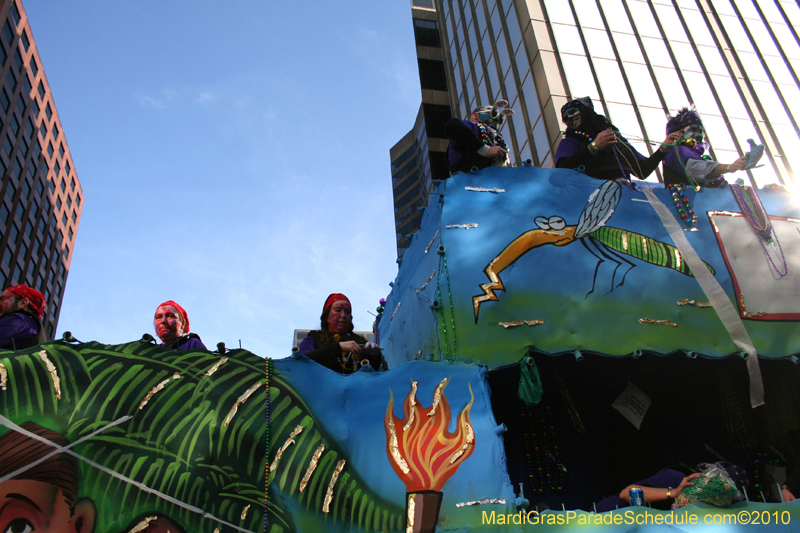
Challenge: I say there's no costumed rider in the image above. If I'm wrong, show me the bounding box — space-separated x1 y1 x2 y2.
444 100 514 173
0 284 47 350
154 300 206 350
298 293 385 373
663 107 747 187
556 97 680 180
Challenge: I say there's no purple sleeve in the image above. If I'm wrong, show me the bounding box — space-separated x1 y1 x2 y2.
665 145 702 172
555 137 582 160
0 313 39 350
298 336 318 355
177 337 207 351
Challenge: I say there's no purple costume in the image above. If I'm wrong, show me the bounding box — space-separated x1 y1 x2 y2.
594 468 686 512
164 334 207 351
445 119 504 173
555 134 665 181
0 311 42 350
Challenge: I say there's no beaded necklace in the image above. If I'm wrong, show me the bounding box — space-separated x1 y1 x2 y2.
667 183 698 229
474 121 508 151
731 184 787 278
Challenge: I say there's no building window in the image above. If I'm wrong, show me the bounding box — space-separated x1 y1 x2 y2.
26 159 35 179
75 192 81 208
12 49 23 72
20 29 29 52
5 183 16 204
55 196 61 211
32 237 40 255
21 74 31 98
2 249 11 266
48 180 55 195
31 99 39 118
65 195 71 209
65 162 71 175
24 221 32 239
67 228 72 241
3 20 14 46
29 58 38 79
36 179 43 196
15 96 24 115
0 89 8 113
11 159 21 180
47 142 53 158
71 210 76 224
3 135 13 156
9 224 18 244
58 143 64 158
61 212 66 225
10 2 21 26
0 204 8 224
52 123 59 138
39 121 46 139
45 103 52 121
59 180 65 192
9 115 19 136
54 161 60 176
18 242 26 261
37 81 44 99
21 181 29 199
5 72 16 100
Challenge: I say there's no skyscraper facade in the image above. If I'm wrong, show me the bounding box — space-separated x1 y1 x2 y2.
0 0 82 337
390 1 454 259
435 0 800 188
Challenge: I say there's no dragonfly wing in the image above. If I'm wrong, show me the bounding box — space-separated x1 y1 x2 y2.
575 180 622 239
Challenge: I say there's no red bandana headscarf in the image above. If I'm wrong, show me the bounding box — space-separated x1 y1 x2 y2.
323 293 350 313
157 300 190 333
7 285 45 318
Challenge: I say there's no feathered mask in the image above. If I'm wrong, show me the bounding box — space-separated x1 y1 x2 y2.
474 100 515 128
666 107 703 134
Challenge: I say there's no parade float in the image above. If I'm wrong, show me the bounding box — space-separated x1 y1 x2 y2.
270 164 800 532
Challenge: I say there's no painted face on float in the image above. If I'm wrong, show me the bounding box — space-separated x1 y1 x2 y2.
0 479 96 533
154 305 184 344
327 300 352 335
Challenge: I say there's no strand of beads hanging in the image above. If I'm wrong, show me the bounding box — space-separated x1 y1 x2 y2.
667 183 698 227
374 298 385 345
731 184 788 278
474 121 508 151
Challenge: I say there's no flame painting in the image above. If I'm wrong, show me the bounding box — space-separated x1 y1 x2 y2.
384 377 475 492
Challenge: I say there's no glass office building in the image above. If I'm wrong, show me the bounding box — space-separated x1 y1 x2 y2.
0 0 83 337
436 0 800 188
391 2 454 259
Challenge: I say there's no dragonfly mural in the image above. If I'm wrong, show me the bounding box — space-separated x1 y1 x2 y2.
472 180 716 322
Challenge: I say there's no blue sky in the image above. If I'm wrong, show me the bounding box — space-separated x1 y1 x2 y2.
24 1 420 357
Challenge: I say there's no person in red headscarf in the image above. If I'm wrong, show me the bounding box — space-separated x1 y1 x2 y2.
0 285 47 350
154 300 206 350
297 293 384 373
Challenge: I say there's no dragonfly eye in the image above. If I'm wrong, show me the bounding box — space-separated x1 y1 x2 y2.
548 216 566 230
534 216 550 230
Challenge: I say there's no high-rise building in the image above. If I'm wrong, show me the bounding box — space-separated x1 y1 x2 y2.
390 1 454 259
434 0 799 188
0 0 82 337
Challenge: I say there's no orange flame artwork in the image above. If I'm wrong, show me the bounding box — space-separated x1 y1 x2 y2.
384 377 475 492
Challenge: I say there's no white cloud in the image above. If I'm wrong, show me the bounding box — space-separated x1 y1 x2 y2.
133 90 166 109
194 90 217 105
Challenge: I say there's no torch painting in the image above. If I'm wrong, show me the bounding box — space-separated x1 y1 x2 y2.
385 378 475 533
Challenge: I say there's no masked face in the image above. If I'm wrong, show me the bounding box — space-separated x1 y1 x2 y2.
682 124 705 147
154 305 184 344
562 107 582 129
327 300 352 334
